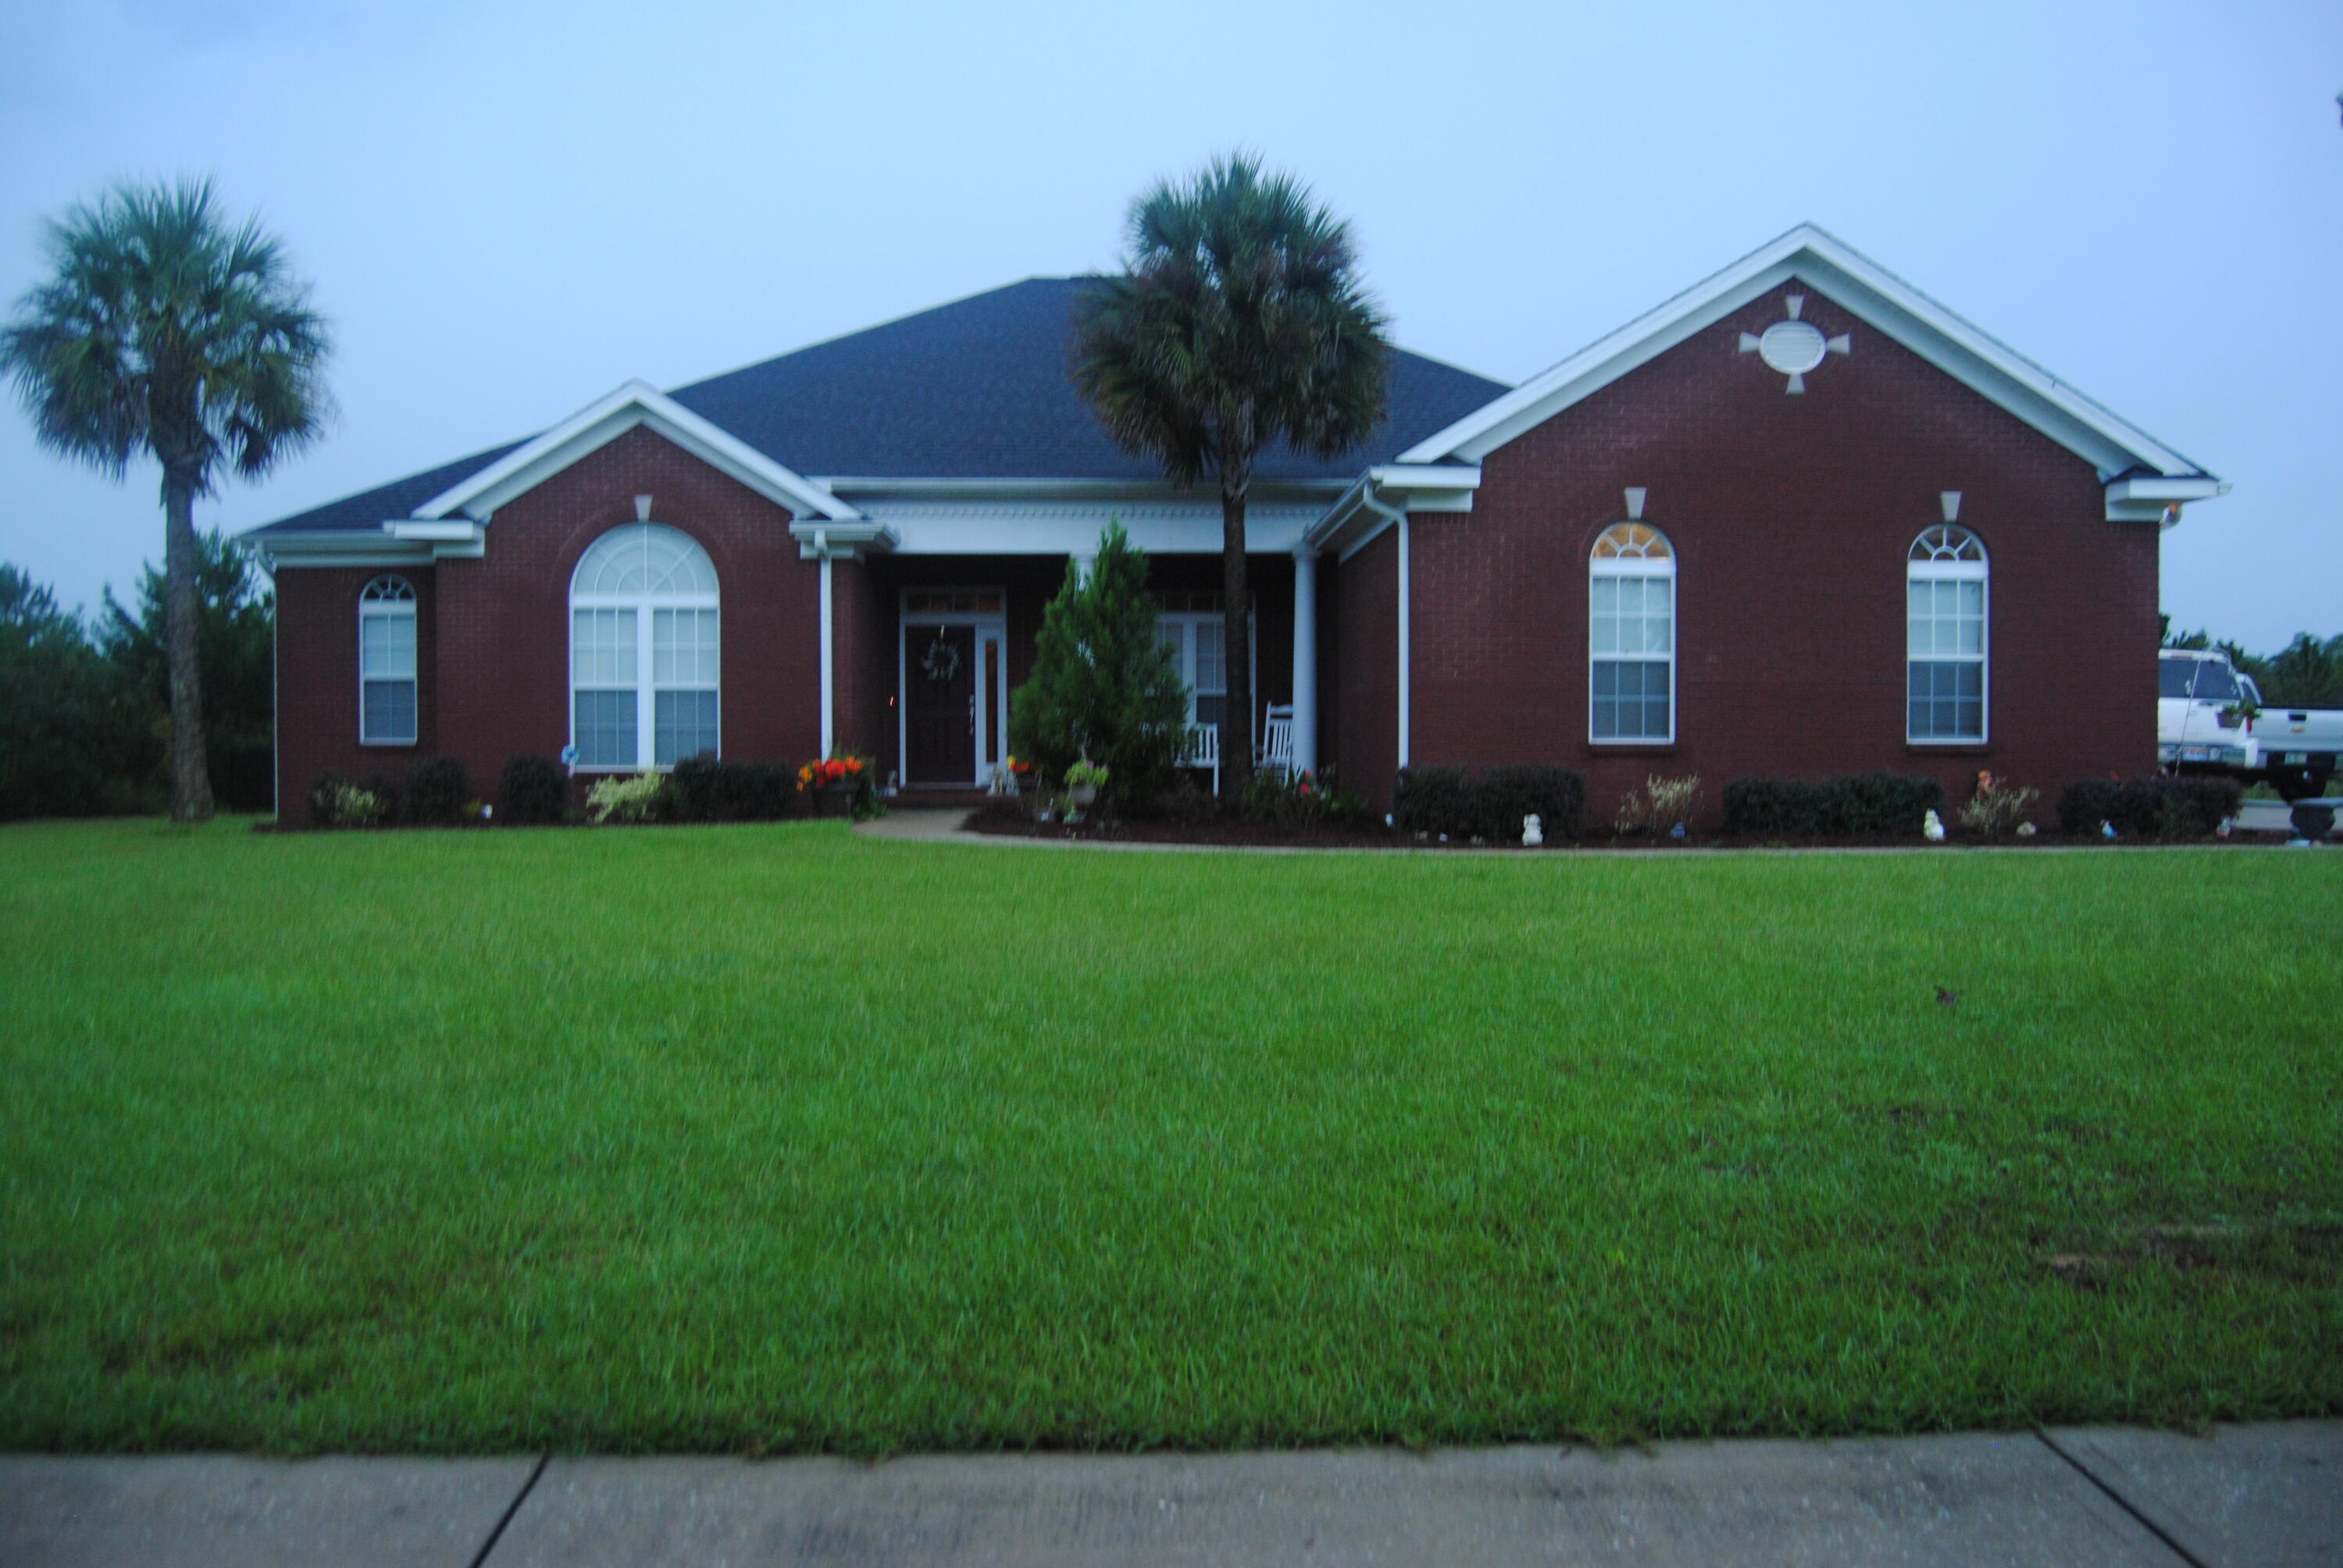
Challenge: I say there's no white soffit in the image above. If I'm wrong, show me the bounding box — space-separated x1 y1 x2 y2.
413 380 861 524
1399 224 2217 484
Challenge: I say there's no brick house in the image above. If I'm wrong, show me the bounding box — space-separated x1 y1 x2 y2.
247 225 2224 821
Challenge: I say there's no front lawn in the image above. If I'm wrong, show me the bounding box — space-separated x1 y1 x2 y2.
2 818 2338 1453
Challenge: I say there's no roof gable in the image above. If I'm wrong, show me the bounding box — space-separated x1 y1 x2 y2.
1399 225 2217 486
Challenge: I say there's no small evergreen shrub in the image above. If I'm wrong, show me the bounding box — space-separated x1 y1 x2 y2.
2057 776 2241 839
669 753 721 821
1475 766 1585 841
405 757 470 827
1393 766 1475 836
713 760 793 821
498 754 568 826
1722 773 1945 837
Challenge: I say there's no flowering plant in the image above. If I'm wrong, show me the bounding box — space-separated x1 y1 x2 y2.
795 754 867 790
1065 758 1110 789
1958 769 2038 836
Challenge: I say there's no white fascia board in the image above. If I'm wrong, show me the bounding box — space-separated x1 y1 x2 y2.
1364 464 1480 514
1400 224 2216 484
858 501 1320 557
790 519 900 560
386 519 487 560
2106 476 2230 503
415 379 861 523
816 476 1352 503
241 529 435 570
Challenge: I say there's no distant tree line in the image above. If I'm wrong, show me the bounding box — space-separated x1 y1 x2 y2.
2163 616 2343 707
0 529 273 820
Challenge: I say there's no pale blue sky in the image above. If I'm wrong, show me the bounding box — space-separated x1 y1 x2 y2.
2 0 2336 647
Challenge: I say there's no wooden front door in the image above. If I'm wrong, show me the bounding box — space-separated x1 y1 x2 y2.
904 622 977 783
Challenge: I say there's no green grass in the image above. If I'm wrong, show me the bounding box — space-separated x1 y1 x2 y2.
3 818 2339 1454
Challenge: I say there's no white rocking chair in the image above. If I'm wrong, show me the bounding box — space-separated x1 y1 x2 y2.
1180 722 1221 796
1257 703 1296 779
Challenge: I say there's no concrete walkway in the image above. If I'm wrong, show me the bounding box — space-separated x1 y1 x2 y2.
4 1424 2335 1566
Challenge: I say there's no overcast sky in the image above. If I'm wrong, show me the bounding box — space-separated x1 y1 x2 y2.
2 0 2336 647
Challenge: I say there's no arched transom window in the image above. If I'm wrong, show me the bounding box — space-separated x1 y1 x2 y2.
1589 522 1674 743
358 576 418 745
1907 525 1987 741
569 524 719 769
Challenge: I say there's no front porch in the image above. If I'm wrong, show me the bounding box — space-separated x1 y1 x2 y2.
819 549 1328 796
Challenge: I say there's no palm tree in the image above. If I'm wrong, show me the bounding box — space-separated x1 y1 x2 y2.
2 180 330 822
1072 154 1389 796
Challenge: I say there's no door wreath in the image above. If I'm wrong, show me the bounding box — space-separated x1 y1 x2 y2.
921 634 962 684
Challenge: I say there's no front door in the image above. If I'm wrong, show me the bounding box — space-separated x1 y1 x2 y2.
904 622 976 784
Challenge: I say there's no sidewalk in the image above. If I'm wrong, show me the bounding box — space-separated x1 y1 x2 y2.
4 1423 2335 1566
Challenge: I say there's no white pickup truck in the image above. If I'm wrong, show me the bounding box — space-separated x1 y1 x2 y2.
2159 648 2343 800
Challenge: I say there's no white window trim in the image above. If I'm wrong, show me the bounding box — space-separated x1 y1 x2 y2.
1157 604 1261 743
1588 527 1677 747
358 576 418 747
1906 530 1989 746
568 526 721 772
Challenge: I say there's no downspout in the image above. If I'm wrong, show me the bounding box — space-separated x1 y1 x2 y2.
815 529 834 758
1356 482 1410 768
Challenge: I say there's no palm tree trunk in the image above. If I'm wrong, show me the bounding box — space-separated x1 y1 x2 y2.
163 468 216 824
1219 469 1253 799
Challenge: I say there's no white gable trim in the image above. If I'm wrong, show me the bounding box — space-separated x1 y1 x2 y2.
412 380 861 524
1398 225 2217 486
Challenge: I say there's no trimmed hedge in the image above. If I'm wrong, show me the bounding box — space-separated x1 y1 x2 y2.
2057 775 2241 839
405 757 470 827
497 755 567 826
665 754 800 823
1393 765 1585 840
1721 773 1945 838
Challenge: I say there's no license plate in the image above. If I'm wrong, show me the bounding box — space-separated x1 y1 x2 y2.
2284 752 2309 764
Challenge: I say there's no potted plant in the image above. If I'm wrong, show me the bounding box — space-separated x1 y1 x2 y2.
796 754 868 818
1065 757 1108 807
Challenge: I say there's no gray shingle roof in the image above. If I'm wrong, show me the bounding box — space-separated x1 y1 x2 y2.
251 276 1509 535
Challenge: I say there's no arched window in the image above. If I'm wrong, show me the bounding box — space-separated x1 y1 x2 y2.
358 576 417 745
1907 526 1987 742
569 524 720 769
1589 522 1674 743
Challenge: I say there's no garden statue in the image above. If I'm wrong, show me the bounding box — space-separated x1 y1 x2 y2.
1522 814 1542 846
1923 809 1946 842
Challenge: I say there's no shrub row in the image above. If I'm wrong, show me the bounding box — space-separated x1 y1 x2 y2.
1721 773 1945 838
667 754 797 821
1393 766 1585 840
2056 775 2241 839
309 754 568 828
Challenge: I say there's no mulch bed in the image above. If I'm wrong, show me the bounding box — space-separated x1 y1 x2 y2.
962 799 2287 852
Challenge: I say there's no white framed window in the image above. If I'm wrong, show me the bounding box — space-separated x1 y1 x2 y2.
1907 525 1987 743
358 576 418 745
569 523 720 770
1589 522 1674 743
1157 592 1257 732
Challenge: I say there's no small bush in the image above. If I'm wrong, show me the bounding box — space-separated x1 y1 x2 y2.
405 757 471 827
1722 773 1945 838
587 772 671 825
498 755 568 826
1615 774 1702 836
1393 767 1474 837
1958 770 2039 836
1241 768 1368 829
305 773 383 829
1475 766 1585 842
669 753 722 821
713 760 793 821
2057 776 2241 839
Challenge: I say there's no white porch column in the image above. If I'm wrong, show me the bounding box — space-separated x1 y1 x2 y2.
1290 547 1318 776
816 533 835 757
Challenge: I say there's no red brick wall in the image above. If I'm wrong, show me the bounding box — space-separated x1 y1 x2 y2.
1390 282 2159 826
273 564 437 814
1334 528 1400 807
273 425 819 814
